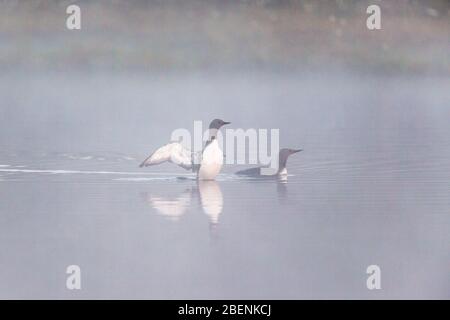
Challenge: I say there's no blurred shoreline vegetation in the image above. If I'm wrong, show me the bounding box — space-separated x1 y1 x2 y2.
0 0 449 75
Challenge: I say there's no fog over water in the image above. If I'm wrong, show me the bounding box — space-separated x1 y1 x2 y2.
0 71 449 298
1 0 449 299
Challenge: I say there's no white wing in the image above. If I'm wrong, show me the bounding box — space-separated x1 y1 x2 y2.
139 142 195 171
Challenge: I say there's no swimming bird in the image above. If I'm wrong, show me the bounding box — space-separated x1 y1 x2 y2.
235 148 302 178
139 119 230 180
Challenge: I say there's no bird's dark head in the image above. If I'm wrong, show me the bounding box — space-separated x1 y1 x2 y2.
280 148 302 158
209 119 231 129
279 148 302 167
289 148 303 155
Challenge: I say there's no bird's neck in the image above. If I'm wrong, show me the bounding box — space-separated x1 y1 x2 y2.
204 135 218 151
278 157 288 174
208 128 218 141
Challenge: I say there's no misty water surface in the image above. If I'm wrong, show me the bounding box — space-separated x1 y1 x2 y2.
0 72 449 298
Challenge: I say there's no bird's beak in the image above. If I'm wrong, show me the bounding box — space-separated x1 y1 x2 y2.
293 149 303 153
223 121 231 125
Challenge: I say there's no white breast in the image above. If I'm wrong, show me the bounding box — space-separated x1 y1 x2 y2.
198 140 223 180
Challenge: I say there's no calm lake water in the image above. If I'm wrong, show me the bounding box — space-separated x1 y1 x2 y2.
0 72 449 299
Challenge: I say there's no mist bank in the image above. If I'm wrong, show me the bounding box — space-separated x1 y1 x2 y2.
1 0 449 75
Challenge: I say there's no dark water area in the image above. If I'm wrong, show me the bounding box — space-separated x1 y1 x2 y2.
0 72 449 298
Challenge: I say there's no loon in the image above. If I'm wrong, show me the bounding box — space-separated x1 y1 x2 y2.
235 148 302 177
139 119 230 180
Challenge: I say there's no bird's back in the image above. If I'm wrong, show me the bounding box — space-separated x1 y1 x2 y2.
235 167 262 176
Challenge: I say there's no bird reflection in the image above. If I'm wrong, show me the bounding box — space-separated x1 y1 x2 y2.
143 188 192 222
276 177 289 204
142 180 224 227
198 180 223 226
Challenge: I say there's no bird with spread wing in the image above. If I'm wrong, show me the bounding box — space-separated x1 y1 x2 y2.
139 119 230 180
